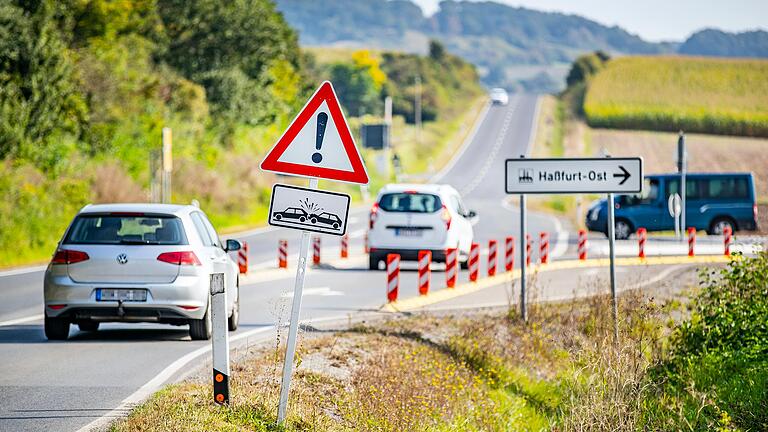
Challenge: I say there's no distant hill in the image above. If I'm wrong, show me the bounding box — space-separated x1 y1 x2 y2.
679 29 768 58
275 0 767 92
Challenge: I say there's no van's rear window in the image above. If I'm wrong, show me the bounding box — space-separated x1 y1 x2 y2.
64 215 188 245
378 193 442 213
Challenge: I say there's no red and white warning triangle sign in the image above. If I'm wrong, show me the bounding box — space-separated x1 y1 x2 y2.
260 81 369 184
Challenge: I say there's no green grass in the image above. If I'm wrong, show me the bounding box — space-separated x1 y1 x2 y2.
584 56 768 137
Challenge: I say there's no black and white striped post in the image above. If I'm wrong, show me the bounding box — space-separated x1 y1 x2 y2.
210 273 230 405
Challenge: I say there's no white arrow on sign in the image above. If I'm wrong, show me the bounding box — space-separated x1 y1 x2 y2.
505 157 643 194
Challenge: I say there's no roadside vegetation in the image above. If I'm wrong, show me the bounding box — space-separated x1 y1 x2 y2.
0 1 482 267
111 253 768 431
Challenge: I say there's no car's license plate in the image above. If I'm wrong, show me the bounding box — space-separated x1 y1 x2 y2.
97 288 147 302
395 228 422 237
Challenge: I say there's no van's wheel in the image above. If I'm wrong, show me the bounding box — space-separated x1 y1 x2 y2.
78 321 99 332
189 303 212 340
44 315 70 340
614 219 633 240
228 281 240 331
708 217 736 235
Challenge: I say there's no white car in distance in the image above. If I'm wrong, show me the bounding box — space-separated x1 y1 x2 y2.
490 87 509 105
367 184 476 270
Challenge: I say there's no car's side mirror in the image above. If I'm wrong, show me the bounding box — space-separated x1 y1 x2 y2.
225 239 242 252
467 210 477 218
466 210 479 224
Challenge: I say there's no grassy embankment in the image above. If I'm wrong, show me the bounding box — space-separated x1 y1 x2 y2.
111 253 768 431
584 56 768 137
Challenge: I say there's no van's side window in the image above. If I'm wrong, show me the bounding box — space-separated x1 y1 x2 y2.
667 179 702 200
705 178 748 199
632 178 659 204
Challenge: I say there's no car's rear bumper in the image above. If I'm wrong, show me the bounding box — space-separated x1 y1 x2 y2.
369 248 447 262
44 273 209 321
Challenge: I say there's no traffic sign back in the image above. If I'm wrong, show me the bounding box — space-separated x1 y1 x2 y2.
260 81 369 184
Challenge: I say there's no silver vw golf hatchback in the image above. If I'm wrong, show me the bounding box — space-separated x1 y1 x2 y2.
43 204 242 341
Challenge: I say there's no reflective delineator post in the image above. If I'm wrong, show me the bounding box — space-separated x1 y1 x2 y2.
445 248 458 288
238 241 248 274
312 236 321 265
418 250 431 296
340 233 349 259
723 226 732 256
278 240 288 268
539 232 549 264
687 227 696 257
637 228 647 259
578 229 587 260
386 254 400 302
210 273 229 405
487 240 498 276
364 231 369 253
468 243 480 282
504 236 515 272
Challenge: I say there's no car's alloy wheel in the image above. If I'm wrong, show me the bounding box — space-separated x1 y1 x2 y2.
614 220 632 240
710 218 734 235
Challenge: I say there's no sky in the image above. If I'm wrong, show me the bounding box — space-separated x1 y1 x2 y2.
411 0 768 42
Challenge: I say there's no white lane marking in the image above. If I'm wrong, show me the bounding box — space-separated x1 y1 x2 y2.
430 100 491 183
0 313 43 327
500 197 570 259
0 265 47 277
460 99 517 196
280 287 343 298
76 312 361 432
348 228 366 238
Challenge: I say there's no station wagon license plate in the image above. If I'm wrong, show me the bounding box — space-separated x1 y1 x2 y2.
395 228 422 237
96 288 147 302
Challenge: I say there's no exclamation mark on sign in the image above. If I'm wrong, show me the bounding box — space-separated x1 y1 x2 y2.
312 112 328 164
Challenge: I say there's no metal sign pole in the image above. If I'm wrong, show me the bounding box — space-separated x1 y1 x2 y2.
278 178 318 424
678 132 687 240
520 193 527 322
607 193 619 343
210 273 230 405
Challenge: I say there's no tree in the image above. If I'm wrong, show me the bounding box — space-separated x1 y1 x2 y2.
328 62 381 117
565 51 609 87
0 1 87 163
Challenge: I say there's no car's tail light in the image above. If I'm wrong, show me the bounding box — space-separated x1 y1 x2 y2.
754 204 758 221
51 249 89 265
179 305 200 310
157 251 201 266
47 304 67 310
441 205 452 230
369 202 380 229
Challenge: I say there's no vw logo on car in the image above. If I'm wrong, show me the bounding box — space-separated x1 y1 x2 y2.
116 253 129 265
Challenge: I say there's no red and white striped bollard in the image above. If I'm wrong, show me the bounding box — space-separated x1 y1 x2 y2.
504 236 515 271
468 243 480 282
487 240 498 276
578 229 587 260
539 232 549 264
313 236 321 265
723 226 732 256
278 240 287 268
364 231 369 254
340 233 349 258
445 248 458 288
637 228 647 259
386 253 400 303
418 250 431 296
687 227 696 257
526 234 533 266
238 241 248 274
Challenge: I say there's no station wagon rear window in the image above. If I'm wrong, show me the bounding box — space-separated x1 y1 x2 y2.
64 215 188 245
378 193 442 213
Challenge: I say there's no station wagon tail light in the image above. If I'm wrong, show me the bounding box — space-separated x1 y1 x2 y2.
51 249 89 265
441 205 452 230
754 204 758 221
369 203 380 229
157 251 201 266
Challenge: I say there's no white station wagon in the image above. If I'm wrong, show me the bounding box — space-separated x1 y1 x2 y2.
43 204 241 341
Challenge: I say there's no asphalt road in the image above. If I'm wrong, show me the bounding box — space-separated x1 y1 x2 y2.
0 94 717 432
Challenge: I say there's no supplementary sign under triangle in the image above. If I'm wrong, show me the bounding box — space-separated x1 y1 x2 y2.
260 81 369 184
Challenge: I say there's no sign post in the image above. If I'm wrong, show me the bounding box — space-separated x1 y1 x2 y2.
260 81 368 424
210 273 229 405
505 157 643 340
677 132 687 241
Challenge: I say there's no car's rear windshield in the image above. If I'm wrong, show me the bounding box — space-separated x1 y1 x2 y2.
64 214 188 245
378 193 442 213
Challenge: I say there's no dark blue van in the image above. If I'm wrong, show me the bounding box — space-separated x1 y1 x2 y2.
586 173 758 239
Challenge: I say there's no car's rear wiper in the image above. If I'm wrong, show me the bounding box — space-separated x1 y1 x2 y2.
119 239 160 245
